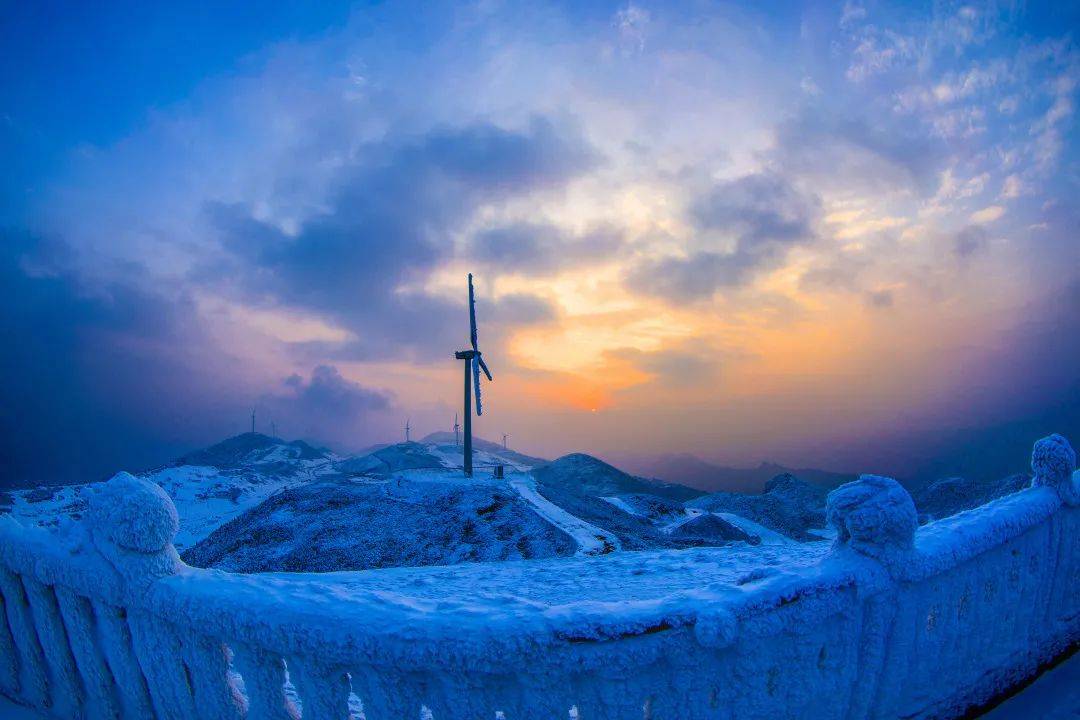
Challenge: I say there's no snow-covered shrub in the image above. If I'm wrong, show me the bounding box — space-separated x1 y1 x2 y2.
1031 433 1078 505
826 474 917 566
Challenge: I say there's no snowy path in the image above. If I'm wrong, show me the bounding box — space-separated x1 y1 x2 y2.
658 508 705 534
715 512 796 545
509 476 621 555
600 495 641 516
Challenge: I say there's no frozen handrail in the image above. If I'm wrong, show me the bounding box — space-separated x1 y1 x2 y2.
0 435 1075 719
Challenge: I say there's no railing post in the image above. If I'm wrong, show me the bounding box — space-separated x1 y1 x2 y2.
87 472 194 719
1031 433 1078 506
825 474 917 720
826 474 917 569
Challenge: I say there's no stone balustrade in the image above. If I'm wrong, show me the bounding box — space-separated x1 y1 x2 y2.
0 436 1076 719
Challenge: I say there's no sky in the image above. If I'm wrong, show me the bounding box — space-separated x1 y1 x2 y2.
1 0 1078 487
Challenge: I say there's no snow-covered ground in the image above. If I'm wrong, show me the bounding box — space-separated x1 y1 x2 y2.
2 457 337 551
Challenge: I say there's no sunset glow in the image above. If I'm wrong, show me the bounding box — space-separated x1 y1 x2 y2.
2 1 1077 484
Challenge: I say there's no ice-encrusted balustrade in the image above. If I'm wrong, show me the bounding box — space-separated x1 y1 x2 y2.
0 435 1077 719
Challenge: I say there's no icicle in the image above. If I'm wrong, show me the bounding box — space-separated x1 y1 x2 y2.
180 630 244 720
288 656 351 720
0 568 48 709
232 643 298 720
54 587 120 720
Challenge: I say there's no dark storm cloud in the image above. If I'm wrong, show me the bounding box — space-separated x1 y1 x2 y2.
953 225 988 259
468 222 623 276
0 231 408 487
260 365 392 448
0 233 250 487
206 117 597 360
629 173 819 302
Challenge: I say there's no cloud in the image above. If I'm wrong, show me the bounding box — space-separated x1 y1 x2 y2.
969 205 1005 224
262 365 391 447
864 289 894 308
953 225 988 258
629 172 818 301
0 233 252 487
207 117 597 361
467 222 623 276
608 342 720 387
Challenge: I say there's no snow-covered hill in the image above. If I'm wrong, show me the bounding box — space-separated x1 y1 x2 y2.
183 449 758 573
338 437 545 476
0 433 341 550
687 472 829 541
532 453 705 502
183 471 577 572
913 473 1031 523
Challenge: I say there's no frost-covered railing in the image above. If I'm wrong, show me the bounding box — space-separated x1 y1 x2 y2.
0 435 1077 720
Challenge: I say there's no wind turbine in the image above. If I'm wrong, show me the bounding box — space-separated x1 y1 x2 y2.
502 433 509 450
251 408 256 434
454 273 492 477
405 418 411 443
453 413 460 446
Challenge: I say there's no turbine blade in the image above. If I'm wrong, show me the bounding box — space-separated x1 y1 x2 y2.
473 357 483 415
477 354 493 381
469 273 478 351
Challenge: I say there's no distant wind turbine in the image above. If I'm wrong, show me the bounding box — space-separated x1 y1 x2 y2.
405 418 411 443
251 408 256 434
454 273 493 477
453 413 460 446
502 433 509 450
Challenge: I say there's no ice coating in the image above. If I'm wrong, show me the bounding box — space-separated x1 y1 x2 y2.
0 435 1075 719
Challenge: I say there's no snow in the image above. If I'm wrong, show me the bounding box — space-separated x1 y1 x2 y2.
716 511 796 545
599 495 641 516
2 461 334 552
509 475 621 555
0 435 1076 719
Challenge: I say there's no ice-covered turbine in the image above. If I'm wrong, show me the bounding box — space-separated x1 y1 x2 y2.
455 273 493 476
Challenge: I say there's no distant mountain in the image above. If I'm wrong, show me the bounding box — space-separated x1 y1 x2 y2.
173 432 331 470
183 475 576 572
619 453 856 493
687 473 828 541
913 473 1031 523
532 453 704 501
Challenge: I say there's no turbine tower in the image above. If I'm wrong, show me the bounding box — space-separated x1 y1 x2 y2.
405 418 411 443
453 413 460 446
251 408 256 434
454 273 492 477
502 433 509 450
